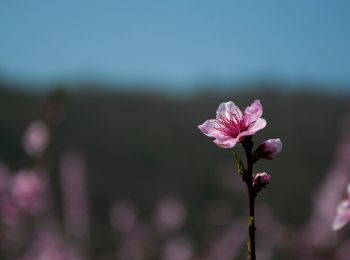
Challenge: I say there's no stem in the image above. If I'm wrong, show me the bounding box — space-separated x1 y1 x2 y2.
242 137 256 260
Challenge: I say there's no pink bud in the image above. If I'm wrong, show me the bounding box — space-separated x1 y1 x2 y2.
255 138 282 160
253 172 271 188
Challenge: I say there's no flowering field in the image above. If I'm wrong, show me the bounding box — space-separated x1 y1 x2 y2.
0 84 349 259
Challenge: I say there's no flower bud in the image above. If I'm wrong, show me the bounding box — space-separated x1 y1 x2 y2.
253 172 271 188
255 138 282 160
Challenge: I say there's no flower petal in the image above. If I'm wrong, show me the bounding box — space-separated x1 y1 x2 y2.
237 118 267 140
198 120 227 140
333 210 350 231
217 101 236 115
337 200 350 215
198 120 219 137
216 101 242 118
244 100 263 123
245 118 267 135
213 138 237 148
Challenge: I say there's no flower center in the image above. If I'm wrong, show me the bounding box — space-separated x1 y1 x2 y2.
215 109 248 138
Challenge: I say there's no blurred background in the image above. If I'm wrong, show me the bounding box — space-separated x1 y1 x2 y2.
1 1 350 259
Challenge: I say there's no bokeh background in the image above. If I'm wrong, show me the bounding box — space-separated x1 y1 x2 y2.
1 1 350 259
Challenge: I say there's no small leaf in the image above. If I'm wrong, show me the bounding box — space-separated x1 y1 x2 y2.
248 216 255 227
234 153 246 177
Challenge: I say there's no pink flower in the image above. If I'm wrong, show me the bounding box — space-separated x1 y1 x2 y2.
333 184 350 231
255 139 283 160
198 100 266 148
253 172 271 188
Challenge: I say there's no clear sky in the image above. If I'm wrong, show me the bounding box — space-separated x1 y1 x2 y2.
1 0 350 90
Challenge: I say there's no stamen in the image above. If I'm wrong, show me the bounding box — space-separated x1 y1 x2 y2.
214 111 243 137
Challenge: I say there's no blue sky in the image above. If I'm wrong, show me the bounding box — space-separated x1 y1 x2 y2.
1 0 350 90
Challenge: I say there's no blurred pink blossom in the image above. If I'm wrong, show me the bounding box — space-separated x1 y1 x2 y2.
198 100 266 148
300 113 350 254
0 166 23 226
255 204 291 259
1 196 23 226
60 152 90 240
21 228 82 260
22 120 50 156
332 183 350 231
162 235 194 260
153 196 187 233
203 219 246 260
11 170 47 214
